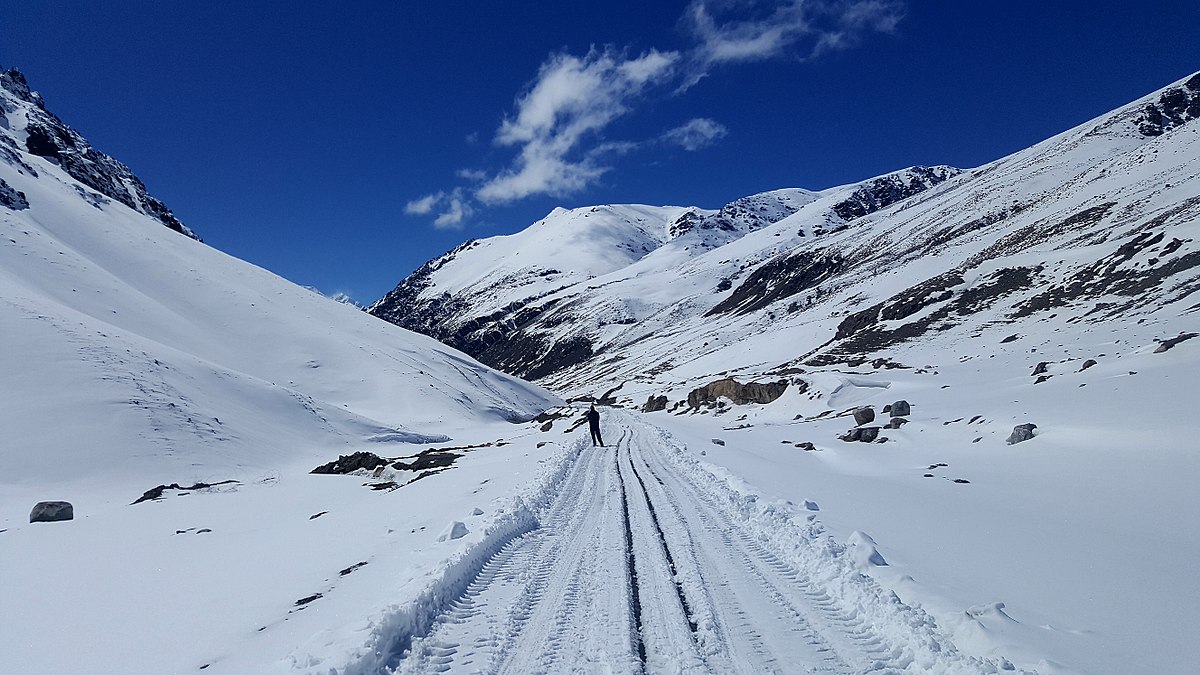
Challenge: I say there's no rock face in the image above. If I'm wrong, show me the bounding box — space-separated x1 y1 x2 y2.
890 400 911 417
853 407 876 425
687 378 788 408
1134 72 1200 136
29 501 73 523
1007 424 1038 445
829 166 961 221
0 68 196 238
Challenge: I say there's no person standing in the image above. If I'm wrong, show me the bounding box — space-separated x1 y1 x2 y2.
587 403 604 447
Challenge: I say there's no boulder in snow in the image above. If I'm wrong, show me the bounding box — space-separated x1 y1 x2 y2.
711 438 726 446
885 417 908 429
1006 423 1037 445
642 395 669 412
840 427 880 443
890 400 911 417
853 407 875 425
30 501 73 523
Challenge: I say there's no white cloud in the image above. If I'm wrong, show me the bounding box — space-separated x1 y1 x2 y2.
661 118 729 151
409 1 903 223
433 191 473 229
404 189 473 229
456 168 488 182
404 193 440 215
476 47 680 204
684 0 903 69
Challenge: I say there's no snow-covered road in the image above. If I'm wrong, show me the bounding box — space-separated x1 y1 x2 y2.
388 412 1008 674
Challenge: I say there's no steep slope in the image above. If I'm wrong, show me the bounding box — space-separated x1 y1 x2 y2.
1 68 195 238
0 70 555 487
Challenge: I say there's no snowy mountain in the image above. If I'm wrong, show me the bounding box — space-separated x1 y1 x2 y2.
370 168 959 380
365 71 1200 674
371 74 1199 401
6 61 1199 675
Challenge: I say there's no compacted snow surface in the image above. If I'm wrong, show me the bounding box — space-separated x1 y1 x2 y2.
391 412 1021 675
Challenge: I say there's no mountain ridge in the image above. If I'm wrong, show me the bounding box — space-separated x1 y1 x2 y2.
370 71 1200 402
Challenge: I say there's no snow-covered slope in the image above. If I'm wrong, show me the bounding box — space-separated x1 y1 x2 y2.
372 74 1199 401
0 67 553 485
0 70 560 672
369 173 954 379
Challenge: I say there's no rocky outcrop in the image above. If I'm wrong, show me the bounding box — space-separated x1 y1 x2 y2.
708 250 846 317
687 378 788 408
1 68 196 239
830 166 960 221
29 501 73 522
0 176 27 209
312 451 387 474
1134 73 1200 136
1155 332 1197 353
642 395 669 412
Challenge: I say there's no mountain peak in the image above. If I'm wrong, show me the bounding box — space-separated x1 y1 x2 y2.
0 67 196 239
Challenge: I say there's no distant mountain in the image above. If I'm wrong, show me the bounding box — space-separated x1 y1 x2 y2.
371 72 1200 402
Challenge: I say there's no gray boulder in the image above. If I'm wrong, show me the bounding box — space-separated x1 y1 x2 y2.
840 427 881 443
1006 423 1038 445
853 407 875 425
30 501 73 523
890 400 911 417
885 417 908 429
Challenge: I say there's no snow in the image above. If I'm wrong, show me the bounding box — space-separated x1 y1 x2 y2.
5 68 1200 674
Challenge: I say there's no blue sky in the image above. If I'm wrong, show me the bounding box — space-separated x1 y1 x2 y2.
5 1 1199 303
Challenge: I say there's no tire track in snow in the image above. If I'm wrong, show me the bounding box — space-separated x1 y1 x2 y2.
384 413 1011 674
395 436 640 674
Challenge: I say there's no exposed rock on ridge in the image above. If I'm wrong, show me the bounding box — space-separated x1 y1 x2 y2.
0 68 196 239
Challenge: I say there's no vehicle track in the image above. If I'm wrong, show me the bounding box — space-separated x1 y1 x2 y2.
391 413 950 674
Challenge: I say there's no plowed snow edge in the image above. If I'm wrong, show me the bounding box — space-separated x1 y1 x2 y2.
303 438 586 675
